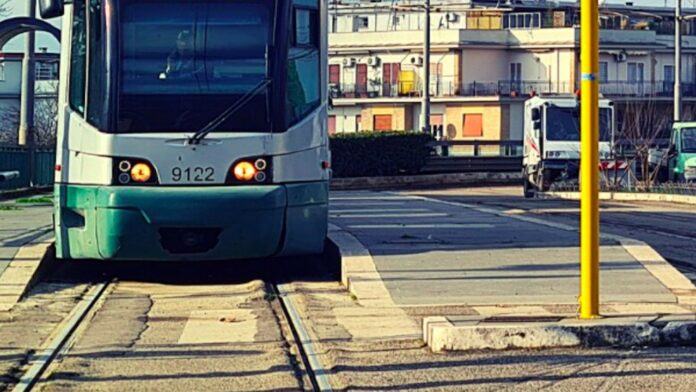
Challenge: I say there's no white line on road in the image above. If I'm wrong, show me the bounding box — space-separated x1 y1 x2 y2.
331 213 449 219
348 223 495 229
331 208 432 213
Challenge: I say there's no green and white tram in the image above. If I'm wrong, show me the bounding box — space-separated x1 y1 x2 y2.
40 0 330 260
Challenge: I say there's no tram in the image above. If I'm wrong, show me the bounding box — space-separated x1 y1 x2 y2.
40 0 330 260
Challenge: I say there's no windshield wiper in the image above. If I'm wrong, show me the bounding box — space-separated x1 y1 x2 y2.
188 78 272 145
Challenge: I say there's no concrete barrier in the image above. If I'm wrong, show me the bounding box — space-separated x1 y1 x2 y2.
542 191 696 205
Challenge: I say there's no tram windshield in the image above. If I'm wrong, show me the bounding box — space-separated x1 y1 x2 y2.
118 0 274 133
545 106 612 142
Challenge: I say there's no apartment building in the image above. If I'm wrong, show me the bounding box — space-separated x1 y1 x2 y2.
328 0 696 140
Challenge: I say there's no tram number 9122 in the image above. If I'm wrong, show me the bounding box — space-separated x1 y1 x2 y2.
171 167 215 182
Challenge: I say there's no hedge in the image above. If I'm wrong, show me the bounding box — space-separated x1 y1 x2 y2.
330 132 434 178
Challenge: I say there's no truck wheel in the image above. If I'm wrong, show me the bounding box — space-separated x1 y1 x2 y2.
523 174 535 198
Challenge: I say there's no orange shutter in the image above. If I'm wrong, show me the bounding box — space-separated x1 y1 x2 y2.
374 115 392 131
328 115 336 135
462 114 483 137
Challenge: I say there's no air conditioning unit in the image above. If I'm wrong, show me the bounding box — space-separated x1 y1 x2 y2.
367 56 381 67
410 55 424 66
614 51 628 63
342 57 357 67
446 12 459 23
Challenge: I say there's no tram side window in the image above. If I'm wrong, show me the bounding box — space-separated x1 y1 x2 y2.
86 0 107 129
287 1 320 126
69 0 87 115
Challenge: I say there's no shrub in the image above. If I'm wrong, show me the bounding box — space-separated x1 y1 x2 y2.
330 132 434 178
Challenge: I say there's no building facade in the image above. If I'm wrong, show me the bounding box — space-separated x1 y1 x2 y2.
328 0 696 140
0 51 60 142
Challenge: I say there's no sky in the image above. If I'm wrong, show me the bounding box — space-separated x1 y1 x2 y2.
1 0 695 53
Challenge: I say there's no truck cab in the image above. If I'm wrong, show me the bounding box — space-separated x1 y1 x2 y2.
522 95 615 197
667 123 696 182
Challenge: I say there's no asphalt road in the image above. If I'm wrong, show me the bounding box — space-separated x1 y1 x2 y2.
404 186 696 277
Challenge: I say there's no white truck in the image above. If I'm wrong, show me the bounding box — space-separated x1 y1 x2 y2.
522 95 616 197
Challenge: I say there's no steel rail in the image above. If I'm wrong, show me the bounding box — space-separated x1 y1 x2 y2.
273 283 333 392
12 282 111 392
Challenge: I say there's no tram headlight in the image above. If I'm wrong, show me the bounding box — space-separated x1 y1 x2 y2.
113 158 158 185
131 163 153 183
233 161 257 181
226 156 272 184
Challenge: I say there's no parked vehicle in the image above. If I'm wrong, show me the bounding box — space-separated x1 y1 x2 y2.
522 95 616 197
650 122 696 182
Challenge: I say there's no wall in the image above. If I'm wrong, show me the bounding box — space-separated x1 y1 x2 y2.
460 49 508 83
360 105 413 131
444 104 503 141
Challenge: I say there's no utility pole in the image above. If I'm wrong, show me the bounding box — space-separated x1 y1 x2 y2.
579 0 600 319
420 0 431 133
19 0 36 148
675 0 682 122
19 0 36 187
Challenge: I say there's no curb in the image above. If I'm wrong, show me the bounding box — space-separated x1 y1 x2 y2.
424 316 696 352
327 223 421 338
0 186 53 202
541 191 696 205
0 241 57 312
330 172 521 190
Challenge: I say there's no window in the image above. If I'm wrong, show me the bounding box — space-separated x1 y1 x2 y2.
329 64 340 85
599 62 608 83
69 0 86 114
503 12 541 29
463 114 483 137
87 0 106 128
546 107 613 141
0 62 5 81
356 114 362 131
355 16 369 30
628 62 644 83
287 0 321 126
119 0 275 133
373 114 392 131
510 63 522 81
328 115 336 135
36 62 58 80
664 65 675 83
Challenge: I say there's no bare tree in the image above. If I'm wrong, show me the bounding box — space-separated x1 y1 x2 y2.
0 1 12 17
614 100 672 189
34 81 59 148
0 83 59 148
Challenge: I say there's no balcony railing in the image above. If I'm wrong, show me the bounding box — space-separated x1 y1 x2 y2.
331 80 696 100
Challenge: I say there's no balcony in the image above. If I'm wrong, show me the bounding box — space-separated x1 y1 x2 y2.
330 80 696 100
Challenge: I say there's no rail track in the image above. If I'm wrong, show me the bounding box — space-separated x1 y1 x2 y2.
12 282 111 392
10 279 332 392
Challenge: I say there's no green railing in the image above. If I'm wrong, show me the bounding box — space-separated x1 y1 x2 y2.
0 146 55 191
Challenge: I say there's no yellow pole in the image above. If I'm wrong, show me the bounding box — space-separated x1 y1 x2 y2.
580 0 600 319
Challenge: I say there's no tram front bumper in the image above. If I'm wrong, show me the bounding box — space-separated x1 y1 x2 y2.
54 183 328 261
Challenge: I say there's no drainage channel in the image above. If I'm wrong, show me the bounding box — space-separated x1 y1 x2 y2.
12 281 112 392
272 283 333 392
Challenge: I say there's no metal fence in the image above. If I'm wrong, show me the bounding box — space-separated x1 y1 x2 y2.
422 140 523 174
0 146 55 191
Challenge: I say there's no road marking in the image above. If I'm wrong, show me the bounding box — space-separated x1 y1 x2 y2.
330 196 414 201
348 223 494 229
330 202 407 207
331 208 432 213
178 309 256 344
331 213 449 219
